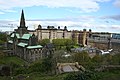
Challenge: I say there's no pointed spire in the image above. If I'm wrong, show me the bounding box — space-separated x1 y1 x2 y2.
20 9 25 27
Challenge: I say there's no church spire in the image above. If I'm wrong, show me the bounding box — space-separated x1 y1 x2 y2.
20 9 25 27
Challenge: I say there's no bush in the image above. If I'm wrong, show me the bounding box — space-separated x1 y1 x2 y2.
64 71 96 80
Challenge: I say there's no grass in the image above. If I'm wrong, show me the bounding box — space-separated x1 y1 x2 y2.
94 70 120 80
0 56 27 65
0 55 120 80
25 73 67 80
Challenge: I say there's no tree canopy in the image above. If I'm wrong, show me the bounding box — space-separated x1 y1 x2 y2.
39 39 50 46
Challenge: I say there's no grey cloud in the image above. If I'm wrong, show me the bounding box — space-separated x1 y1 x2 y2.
26 16 95 22
101 15 120 21
114 0 120 8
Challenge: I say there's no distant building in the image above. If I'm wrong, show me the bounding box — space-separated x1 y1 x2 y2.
30 25 91 46
112 33 120 40
88 32 120 53
34 25 72 42
111 33 120 43
88 32 112 50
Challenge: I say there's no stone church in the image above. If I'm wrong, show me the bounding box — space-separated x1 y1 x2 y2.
7 10 43 62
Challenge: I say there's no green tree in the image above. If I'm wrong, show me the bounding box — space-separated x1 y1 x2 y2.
65 39 73 52
52 39 74 50
73 51 91 66
102 54 112 65
92 54 102 66
111 54 120 65
52 39 65 49
29 57 54 74
39 39 50 46
0 32 7 42
64 71 96 80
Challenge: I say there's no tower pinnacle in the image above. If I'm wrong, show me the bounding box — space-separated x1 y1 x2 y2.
20 9 25 27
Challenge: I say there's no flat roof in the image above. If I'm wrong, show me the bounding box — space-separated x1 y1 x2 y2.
17 42 28 47
27 45 42 49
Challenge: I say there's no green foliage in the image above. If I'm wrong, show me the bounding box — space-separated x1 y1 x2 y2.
29 57 53 73
92 70 120 80
39 39 50 46
72 37 77 45
73 51 91 65
0 40 4 44
52 39 65 46
0 32 7 42
25 73 67 80
0 56 26 65
64 71 96 80
92 54 102 63
52 39 73 50
111 54 120 65
101 54 113 65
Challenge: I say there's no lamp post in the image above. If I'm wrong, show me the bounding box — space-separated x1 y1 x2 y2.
108 37 111 50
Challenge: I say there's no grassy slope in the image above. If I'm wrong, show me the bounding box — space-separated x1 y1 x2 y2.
0 56 120 80
0 56 26 65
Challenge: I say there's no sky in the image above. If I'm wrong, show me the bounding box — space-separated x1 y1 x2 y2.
0 0 120 33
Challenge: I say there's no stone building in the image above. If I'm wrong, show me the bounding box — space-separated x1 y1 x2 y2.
7 10 43 62
30 25 90 46
31 25 72 42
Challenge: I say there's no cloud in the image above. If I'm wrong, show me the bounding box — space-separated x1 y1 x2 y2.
2 9 17 13
110 25 120 29
101 15 120 21
114 0 120 8
0 11 4 14
0 0 110 13
27 15 95 22
0 19 120 33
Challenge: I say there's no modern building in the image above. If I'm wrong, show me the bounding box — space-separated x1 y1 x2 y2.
88 32 120 53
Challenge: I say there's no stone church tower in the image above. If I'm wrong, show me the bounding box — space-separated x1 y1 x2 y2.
15 10 28 37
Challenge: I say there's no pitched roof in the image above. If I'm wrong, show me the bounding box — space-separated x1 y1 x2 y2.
21 34 32 39
27 45 42 49
17 42 28 47
11 33 20 38
20 9 26 27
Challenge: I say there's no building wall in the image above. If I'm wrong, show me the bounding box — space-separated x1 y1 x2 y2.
32 28 73 42
57 30 63 39
29 26 91 45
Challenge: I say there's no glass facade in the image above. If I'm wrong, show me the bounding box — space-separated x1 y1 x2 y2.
112 33 120 40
